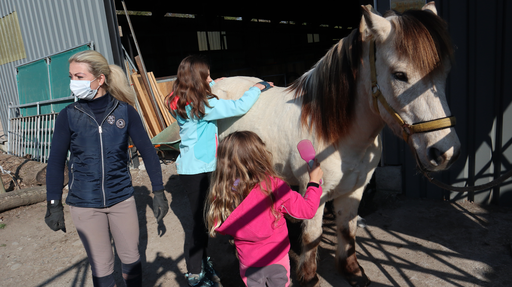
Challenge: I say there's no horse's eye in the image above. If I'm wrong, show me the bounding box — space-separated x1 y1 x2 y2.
393 72 408 82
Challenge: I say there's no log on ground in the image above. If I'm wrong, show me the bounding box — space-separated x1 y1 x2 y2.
0 153 68 191
0 186 47 213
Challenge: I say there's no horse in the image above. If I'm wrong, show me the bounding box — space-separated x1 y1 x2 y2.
212 3 460 286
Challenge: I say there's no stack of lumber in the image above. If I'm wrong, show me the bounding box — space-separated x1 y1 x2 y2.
130 70 176 139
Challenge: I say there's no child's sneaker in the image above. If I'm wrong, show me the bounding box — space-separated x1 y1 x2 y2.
186 273 201 286
203 257 221 283
185 271 215 287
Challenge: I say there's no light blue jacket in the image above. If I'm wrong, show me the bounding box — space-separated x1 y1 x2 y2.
173 82 261 174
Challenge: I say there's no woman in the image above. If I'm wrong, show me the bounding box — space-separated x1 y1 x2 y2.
166 55 273 286
44 50 168 287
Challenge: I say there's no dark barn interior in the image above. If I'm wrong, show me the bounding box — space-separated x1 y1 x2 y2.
114 1 367 86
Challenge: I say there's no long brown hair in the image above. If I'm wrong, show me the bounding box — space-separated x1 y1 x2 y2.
165 55 218 119
205 131 281 237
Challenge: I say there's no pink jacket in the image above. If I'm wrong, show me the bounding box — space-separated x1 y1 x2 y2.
215 177 322 267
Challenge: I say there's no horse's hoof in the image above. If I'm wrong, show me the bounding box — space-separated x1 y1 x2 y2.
346 273 371 287
299 274 320 287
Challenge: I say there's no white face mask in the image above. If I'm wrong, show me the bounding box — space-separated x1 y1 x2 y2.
70 77 99 100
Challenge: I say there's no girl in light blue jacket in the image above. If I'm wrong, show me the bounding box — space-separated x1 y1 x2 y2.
165 55 273 287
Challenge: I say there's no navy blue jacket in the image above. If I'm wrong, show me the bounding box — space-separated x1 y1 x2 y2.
46 94 164 207
66 96 133 207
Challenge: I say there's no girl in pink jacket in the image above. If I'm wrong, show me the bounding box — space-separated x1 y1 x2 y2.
205 131 323 287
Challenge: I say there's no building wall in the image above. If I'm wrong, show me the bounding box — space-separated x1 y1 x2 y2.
0 0 115 139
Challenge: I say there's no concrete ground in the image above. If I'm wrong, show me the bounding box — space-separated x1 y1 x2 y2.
1 163 511 286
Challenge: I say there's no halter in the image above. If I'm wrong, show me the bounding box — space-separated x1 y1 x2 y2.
369 40 456 142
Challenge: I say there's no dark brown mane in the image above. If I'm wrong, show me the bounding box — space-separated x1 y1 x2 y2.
288 28 362 145
389 9 454 76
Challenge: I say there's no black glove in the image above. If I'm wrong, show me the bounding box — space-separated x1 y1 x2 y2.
257 81 273 92
152 189 169 222
45 200 66 233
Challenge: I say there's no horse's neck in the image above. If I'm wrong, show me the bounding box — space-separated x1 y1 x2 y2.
344 89 385 152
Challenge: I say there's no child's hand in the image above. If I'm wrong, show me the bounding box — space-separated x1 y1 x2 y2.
253 81 274 91
307 158 323 184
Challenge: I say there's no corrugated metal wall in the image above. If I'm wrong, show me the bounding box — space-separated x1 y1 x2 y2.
0 0 115 141
377 0 512 206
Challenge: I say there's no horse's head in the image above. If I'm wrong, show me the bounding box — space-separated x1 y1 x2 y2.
361 2 461 172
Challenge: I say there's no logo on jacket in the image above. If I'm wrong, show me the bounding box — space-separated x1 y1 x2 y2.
116 119 126 129
107 115 116 125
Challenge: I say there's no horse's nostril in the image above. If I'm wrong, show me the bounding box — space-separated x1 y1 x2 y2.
428 147 443 167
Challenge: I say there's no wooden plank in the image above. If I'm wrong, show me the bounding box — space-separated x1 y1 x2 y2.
156 78 174 97
134 56 164 130
131 73 160 138
156 79 176 124
147 72 175 126
130 73 154 138
125 60 151 135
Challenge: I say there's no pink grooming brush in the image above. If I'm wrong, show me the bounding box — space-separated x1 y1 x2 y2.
297 139 323 184
297 139 316 169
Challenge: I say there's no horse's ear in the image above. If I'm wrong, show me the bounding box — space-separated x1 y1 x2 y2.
358 5 377 40
358 15 367 39
361 5 391 41
422 1 438 15
364 4 381 16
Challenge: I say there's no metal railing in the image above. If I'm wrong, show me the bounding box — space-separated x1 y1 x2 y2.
8 97 74 163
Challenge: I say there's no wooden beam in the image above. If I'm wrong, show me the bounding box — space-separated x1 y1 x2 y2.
147 72 175 126
131 73 160 138
134 55 165 130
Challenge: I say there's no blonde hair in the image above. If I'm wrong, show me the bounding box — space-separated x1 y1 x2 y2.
69 50 135 106
205 131 281 237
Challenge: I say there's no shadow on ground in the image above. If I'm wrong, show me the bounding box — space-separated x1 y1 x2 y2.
3 165 511 287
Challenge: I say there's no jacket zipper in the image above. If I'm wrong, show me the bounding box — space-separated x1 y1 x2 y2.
74 101 118 207
69 163 75 190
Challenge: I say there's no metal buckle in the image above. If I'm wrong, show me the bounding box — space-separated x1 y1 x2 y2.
372 84 380 94
402 123 412 135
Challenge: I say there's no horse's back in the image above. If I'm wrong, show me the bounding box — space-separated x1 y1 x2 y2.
212 76 261 100
213 77 304 181
212 76 299 133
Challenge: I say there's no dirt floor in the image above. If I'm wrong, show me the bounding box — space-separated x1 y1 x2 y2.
1 162 512 287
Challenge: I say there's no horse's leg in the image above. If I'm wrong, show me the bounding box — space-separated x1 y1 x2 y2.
297 202 326 287
332 189 371 287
